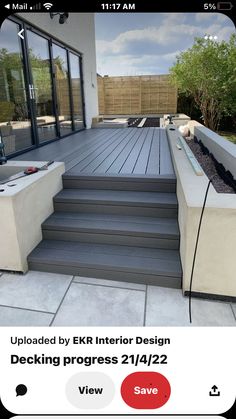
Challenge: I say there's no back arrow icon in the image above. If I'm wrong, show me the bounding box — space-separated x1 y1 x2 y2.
18 29 24 39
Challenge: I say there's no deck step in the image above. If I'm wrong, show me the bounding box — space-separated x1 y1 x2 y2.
28 240 182 288
63 174 176 192
42 212 179 249
54 189 178 217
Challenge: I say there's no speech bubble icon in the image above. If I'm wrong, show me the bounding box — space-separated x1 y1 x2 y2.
16 384 27 397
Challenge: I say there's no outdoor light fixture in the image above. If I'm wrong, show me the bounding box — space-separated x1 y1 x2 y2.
50 12 69 24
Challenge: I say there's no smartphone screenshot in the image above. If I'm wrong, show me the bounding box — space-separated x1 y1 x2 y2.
0 0 235 417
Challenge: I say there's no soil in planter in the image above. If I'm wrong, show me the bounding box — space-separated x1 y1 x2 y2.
143 117 160 127
185 137 235 194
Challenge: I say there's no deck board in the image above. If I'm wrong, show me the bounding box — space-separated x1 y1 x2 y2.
119 128 150 174
13 127 175 177
159 128 175 175
133 127 154 174
81 129 133 173
146 128 160 174
106 128 142 174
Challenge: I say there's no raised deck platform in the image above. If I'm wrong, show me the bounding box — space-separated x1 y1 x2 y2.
15 127 174 176
16 128 182 288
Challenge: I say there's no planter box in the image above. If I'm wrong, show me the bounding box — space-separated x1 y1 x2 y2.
166 125 236 300
0 161 65 272
194 126 236 180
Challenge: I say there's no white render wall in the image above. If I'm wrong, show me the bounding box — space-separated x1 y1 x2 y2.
166 125 236 299
18 12 99 128
0 161 65 272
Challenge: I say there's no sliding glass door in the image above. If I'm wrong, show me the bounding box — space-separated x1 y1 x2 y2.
27 30 57 143
0 17 85 156
0 19 34 154
69 52 84 130
52 44 73 136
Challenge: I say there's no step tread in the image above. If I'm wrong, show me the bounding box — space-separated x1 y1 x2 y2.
63 173 176 182
28 240 182 278
43 212 179 238
54 189 178 207
37 239 180 260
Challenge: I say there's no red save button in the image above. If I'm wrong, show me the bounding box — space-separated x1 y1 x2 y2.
121 371 171 409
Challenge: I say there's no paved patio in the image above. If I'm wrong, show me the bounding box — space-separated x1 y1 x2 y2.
0 270 235 326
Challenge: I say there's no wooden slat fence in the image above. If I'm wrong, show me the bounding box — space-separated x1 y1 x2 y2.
97 74 177 115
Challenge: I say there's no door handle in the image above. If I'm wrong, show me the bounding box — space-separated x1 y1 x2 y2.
29 84 38 100
29 84 34 99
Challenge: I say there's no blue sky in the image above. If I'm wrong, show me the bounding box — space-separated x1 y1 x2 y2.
95 13 235 76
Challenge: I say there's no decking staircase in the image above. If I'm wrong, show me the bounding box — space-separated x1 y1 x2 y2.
28 174 182 288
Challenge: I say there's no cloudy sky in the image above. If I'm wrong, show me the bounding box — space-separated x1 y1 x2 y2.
95 13 235 76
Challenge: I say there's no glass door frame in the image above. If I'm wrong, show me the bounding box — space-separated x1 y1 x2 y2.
51 41 74 135
68 50 87 132
0 18 37 154
24 24 59 146
67 49 76 132
51 39 87 136
22 19 87 137
6 15 86 157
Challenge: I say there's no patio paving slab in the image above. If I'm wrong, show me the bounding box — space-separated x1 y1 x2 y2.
73 276 146 291
231 304 236 319
52 282 145 326
0 306 53 326
145 286 236 326
0 271 72 313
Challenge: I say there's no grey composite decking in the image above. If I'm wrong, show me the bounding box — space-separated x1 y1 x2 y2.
42 211 180 249
29 241 182 288
21 127 181 288
28 174 182 288
14 127 174 176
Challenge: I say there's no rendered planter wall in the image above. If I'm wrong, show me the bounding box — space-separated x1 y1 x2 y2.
166 125 236 300
194 125 236 180
0 161 65 272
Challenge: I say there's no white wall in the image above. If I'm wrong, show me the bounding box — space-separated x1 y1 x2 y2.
18 12 99 128
167 125 236 299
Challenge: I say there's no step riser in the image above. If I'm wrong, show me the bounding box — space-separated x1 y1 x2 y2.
62 178 176 193
53 202 178 218
42 230 179 249
28 262 181 289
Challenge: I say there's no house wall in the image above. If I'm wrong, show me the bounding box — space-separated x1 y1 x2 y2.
18 12 99 128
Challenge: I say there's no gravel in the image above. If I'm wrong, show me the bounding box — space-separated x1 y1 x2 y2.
185 137 235 194
128 117 160 127
128 118 142 127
